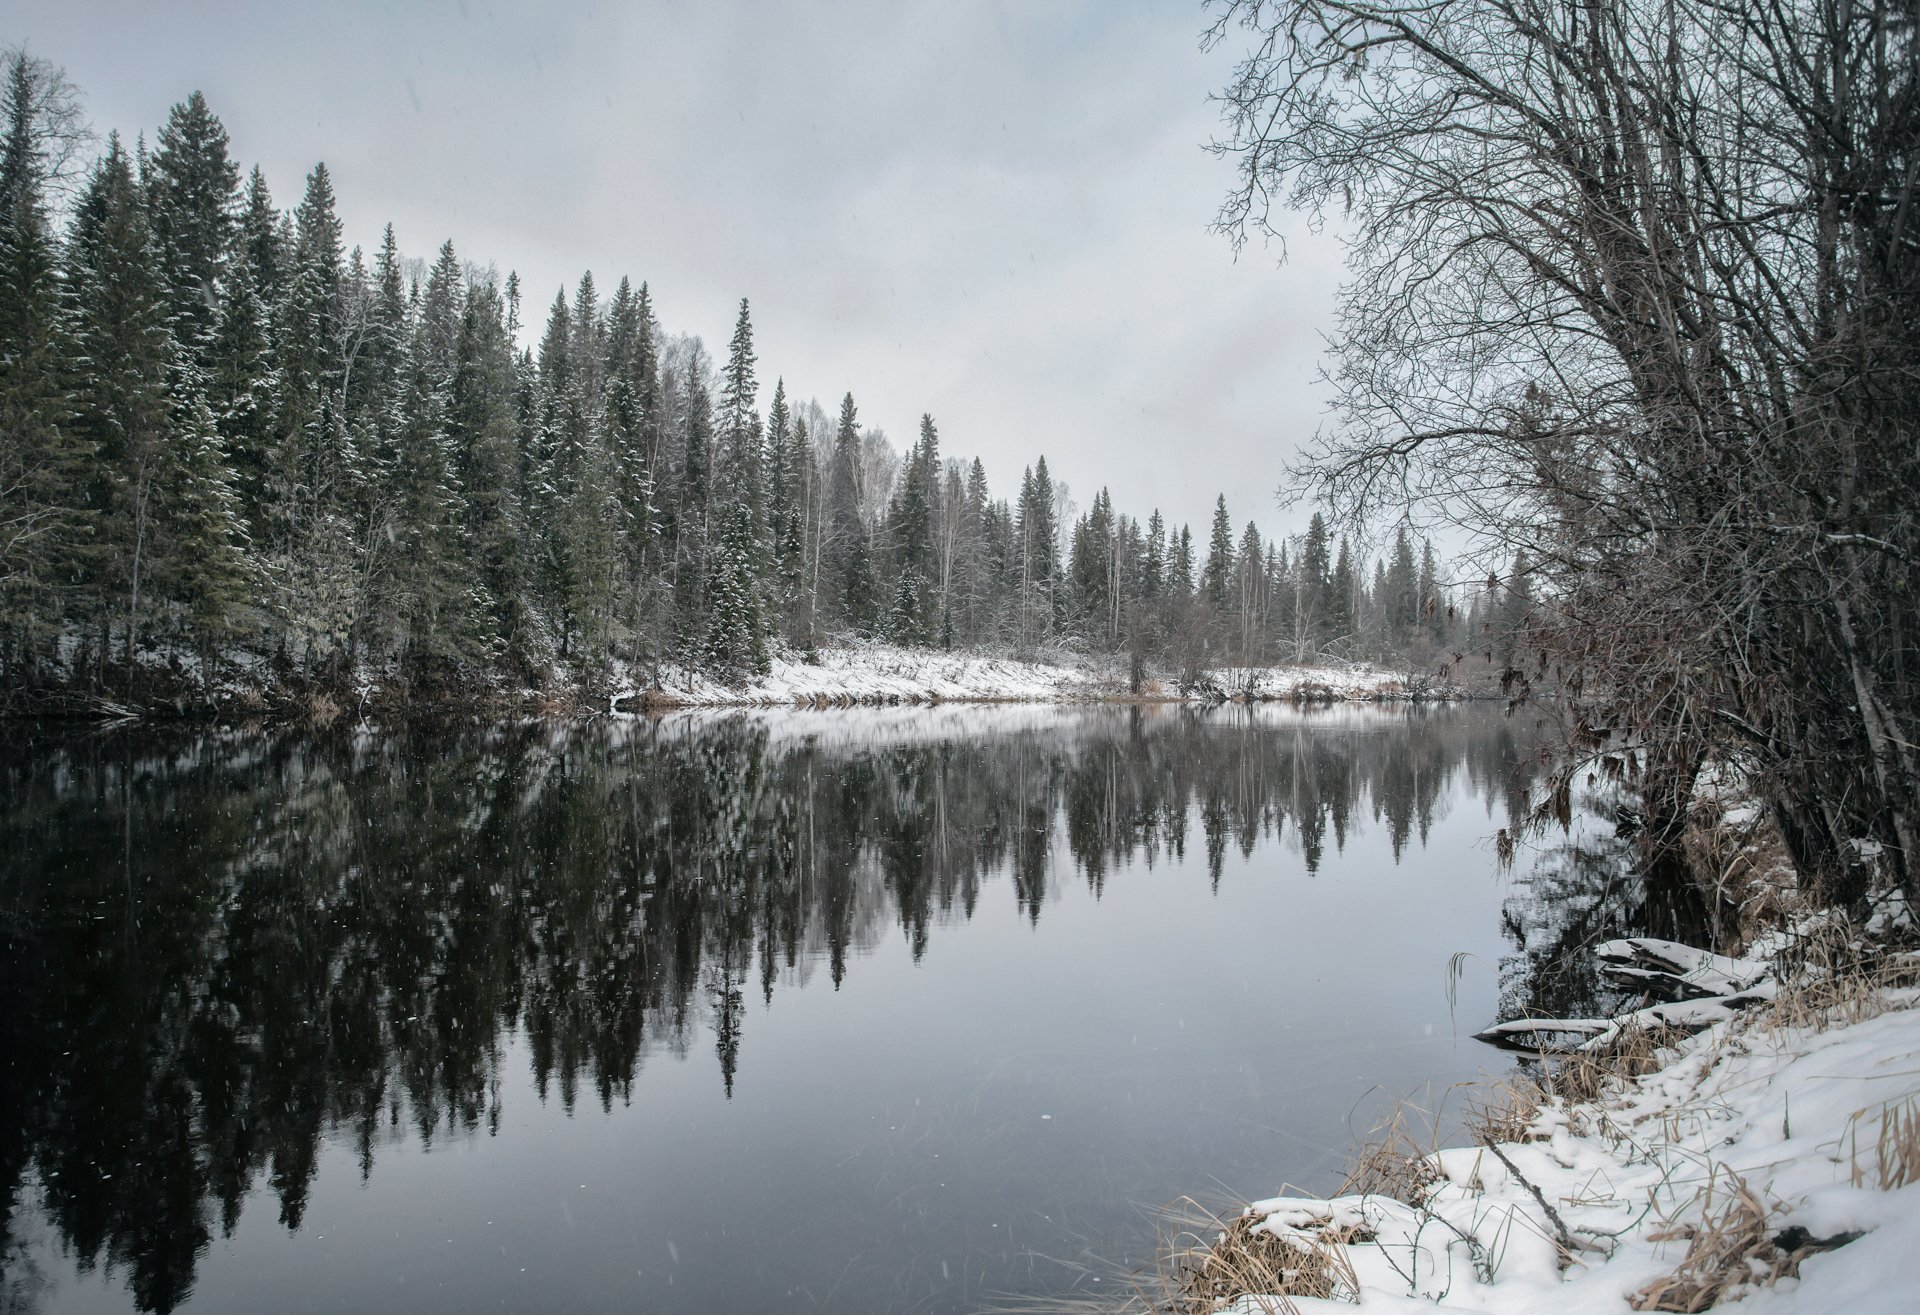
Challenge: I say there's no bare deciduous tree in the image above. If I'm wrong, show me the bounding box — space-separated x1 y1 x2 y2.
1207 0 1919 907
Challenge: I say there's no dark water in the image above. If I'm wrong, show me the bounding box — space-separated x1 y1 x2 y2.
1 703 1622 1313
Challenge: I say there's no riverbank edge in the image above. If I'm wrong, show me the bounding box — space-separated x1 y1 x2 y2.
1138 793 1920 1315
3 643 1496 725
1144 962 1920 1315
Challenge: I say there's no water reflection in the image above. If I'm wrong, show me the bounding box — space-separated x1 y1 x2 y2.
2 704 1546 1313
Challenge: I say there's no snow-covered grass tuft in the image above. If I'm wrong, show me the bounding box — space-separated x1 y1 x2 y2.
1142 1197 1366 1314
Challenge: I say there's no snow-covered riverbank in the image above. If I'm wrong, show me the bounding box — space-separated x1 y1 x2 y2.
1182 951 1920 1314
610 646 1460 711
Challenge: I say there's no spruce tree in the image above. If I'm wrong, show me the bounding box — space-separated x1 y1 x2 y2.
1171 525 1195 599
67 136 176 666
390 241 481 665
1497 551 1532 667
1385 525 1418 643
1233 520 1265 662
205 245 275 537
715 297 761 525
0 124 84 668
267 161 348 633
1202 494 1234 608
238 165 284 306
441 278 523 655
1142 510 1165 600
705 504 769 677
1418 540 1444 642
157 355 254 662
148 91 239 354
1327 537 1357 648
763 377 805 636
673 371 716 653
1299 512 1331 650
826 393 876 635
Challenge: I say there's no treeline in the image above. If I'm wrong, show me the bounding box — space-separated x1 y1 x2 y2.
0 57 1506 707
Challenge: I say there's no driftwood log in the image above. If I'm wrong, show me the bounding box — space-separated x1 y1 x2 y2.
1474 938 1775 1054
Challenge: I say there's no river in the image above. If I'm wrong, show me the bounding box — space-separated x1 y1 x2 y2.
0 702 1653 1313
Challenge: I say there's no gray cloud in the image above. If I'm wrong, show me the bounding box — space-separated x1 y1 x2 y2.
12 0 1344 540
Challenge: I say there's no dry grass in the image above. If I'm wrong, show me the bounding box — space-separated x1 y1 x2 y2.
1338 1095 1444 1203
1628 1170 1788 1312
1140 1199 1367 1315
1545 1022 1685 1106
1756 924 1920 1038
1682 797 1804 952
1847 1096 1920 1191
1464 1075 1546 1148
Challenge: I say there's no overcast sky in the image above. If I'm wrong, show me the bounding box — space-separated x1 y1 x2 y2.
12 0 1344 542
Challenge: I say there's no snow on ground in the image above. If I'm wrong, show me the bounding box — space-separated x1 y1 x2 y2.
1221 984 1920 1314
616 698 1433 757
609 644 1436 711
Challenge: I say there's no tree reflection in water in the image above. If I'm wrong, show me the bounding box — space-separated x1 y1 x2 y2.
2 704 1577 1313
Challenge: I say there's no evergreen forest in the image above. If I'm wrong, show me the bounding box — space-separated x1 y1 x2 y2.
0 56 1512 713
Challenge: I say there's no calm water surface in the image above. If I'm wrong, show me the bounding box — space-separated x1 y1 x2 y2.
1 703 1629 1313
